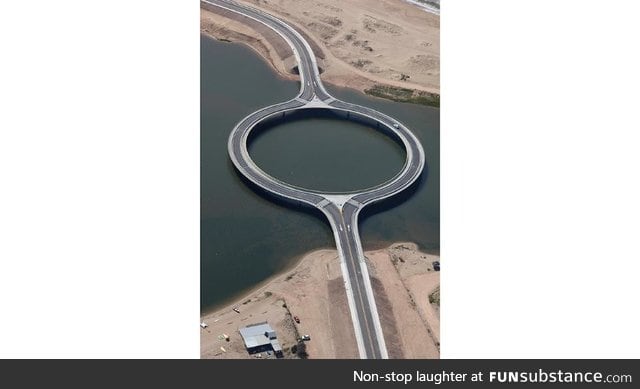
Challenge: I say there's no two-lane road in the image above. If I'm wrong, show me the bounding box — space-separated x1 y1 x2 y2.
320 202 385 359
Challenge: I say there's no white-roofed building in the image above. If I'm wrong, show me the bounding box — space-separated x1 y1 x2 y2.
238 322 283 357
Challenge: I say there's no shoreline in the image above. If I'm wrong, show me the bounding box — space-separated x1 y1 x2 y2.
200 33 297 85
201 0 440 107
201 245 333 315
201 239 438 316
403 0 440 16
200 240 432 317
201 241 440 358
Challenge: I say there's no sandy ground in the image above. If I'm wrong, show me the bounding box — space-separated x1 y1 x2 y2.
201 242 440 359
201 0 439 95
387 242 440 347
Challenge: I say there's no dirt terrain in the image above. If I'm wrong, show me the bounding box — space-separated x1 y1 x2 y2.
201 242 440 359
201 0 439 102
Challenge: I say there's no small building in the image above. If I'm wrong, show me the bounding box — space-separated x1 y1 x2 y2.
239 322 283 358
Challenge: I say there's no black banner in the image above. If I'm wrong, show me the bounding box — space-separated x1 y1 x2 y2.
0 360 636 387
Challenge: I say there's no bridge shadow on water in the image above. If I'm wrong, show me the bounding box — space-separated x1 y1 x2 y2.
228 150 427 241
230 159 333 232
359 166 427 224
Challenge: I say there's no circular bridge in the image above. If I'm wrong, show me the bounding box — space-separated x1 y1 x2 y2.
228 99 425 210
206 0 426 359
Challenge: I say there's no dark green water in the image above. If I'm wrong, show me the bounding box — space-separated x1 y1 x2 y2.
201 35 439 312
249 110 406 192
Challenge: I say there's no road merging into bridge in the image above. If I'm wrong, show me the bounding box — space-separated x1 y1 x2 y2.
204 0 426 359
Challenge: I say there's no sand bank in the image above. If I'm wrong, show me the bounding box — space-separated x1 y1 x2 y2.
201 242 440 359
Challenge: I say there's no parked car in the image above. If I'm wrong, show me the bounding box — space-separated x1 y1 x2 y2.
301 334 311 341
294 316 300 324
432 261 440 271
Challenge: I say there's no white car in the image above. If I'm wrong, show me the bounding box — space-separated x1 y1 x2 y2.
393 123 400 129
